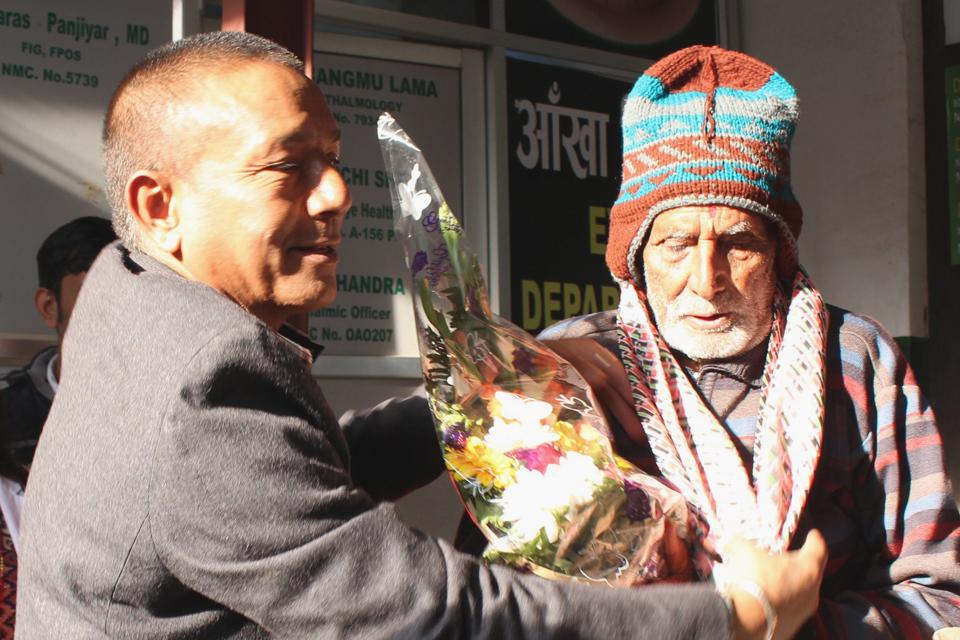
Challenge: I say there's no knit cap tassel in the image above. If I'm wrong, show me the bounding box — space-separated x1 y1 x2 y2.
702 52 718 143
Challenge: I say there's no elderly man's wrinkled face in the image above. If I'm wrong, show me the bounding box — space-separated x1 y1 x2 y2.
642 205 777 362
171 61 351 329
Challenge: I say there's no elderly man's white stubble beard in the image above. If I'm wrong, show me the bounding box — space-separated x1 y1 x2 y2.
643 270 777 363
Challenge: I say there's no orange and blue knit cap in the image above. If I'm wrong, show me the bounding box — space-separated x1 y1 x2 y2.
606 45 802 285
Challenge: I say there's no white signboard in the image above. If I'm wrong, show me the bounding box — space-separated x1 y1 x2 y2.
0 0 171 338
311 52 462 359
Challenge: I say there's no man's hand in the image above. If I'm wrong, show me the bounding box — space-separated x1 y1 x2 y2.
541 338 647 447
721 531 828 640
661 518 695 582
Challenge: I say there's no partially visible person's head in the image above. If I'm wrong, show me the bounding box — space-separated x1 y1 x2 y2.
103 32 351 329
607 46 801 361
34 216 117 341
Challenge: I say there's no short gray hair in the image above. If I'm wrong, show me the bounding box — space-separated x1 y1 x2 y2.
102 31 304 249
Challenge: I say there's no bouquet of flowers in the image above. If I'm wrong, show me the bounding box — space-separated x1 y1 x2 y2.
377 113 710 585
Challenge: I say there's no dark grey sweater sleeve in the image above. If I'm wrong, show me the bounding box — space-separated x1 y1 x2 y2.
339 386 446 502
151 330 729 639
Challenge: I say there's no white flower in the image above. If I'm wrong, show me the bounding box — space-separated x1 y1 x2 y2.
497 468 561 544
398 163 431 220
485 419 558 453
495 452 604 546
495 390 554 423
545 452 604 507
483 390 558 453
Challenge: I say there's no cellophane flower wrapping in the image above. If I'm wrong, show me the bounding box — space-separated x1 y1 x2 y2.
377 113 710 585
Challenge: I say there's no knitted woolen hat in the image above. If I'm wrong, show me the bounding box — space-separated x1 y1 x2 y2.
606 45 802 285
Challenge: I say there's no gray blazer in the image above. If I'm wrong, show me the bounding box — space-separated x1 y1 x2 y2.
17 244 727 639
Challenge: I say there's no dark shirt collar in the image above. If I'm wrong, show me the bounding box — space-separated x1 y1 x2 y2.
677 338 769 387
279 324 325 362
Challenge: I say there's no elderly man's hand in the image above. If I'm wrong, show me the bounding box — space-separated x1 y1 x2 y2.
660 518 696 581
722 531 828 640
541 338 648 447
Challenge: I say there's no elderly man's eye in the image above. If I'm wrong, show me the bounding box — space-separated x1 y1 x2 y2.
663 239 692 254
724 237 770 257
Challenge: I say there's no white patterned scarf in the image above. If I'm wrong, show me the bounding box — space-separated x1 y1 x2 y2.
617 270 828 552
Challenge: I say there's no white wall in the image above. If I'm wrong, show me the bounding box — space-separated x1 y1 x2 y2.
738 0 927 337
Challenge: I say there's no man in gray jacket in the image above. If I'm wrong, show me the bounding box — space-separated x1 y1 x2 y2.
17 32 824 640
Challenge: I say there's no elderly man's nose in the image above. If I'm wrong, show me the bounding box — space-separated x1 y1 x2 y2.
688 244 726 299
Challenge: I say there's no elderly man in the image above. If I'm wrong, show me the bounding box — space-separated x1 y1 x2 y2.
17 33 825 640
543 46 960 638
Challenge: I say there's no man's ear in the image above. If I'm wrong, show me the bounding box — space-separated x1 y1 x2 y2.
126 170 181 255
34 288 59 330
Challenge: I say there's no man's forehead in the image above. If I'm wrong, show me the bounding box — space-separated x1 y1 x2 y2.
187 62 310 114
650 205 770 236
173 61 338 146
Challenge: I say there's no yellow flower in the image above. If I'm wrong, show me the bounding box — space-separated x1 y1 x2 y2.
614 454 638 473
554 420 606 460
446 436 516 489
